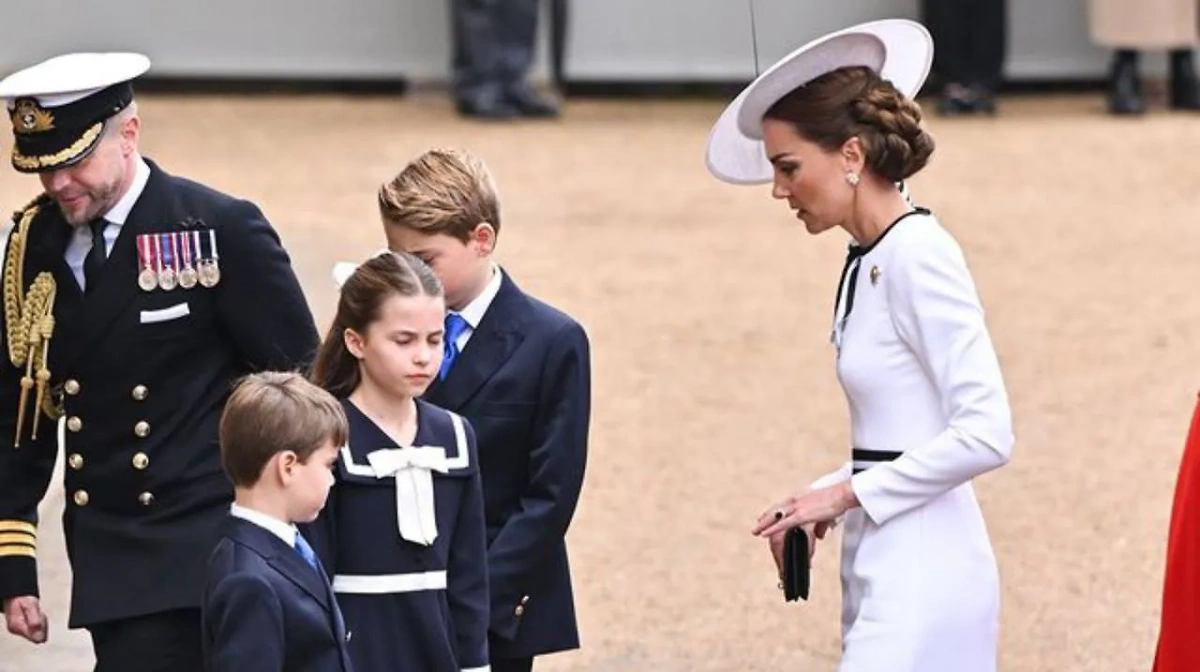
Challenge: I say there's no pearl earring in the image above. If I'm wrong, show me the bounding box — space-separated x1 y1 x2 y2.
845 171 861 186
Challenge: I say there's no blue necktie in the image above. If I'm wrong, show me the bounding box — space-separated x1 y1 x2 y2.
294 531 322 574
440 312 470 380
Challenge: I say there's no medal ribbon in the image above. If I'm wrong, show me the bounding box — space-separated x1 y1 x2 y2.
153 235 164 273
192 231 203 264
159 234 175 273
137 235 154 271
178 232 192 269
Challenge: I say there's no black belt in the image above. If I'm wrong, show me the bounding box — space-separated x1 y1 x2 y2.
851 448 903 474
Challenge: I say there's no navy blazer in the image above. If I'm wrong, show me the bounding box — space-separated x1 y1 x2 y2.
202 516 353 672
423 269 590 660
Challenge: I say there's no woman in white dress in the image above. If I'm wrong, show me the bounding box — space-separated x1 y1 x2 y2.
705 20 1015 672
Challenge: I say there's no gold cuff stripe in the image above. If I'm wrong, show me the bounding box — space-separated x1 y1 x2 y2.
0 544 36 558
0 532 35 545
0 521 35 535
12 122 103 171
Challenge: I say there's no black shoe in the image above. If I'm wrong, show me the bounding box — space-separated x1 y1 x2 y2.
1169 49 1200 110
456 95 521 120
1107 50 1145 115
935 83 977 116
969 83 997 115
505 85 560 118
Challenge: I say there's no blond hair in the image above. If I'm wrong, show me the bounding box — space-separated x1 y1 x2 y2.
377 148 501 242
219 371 349 487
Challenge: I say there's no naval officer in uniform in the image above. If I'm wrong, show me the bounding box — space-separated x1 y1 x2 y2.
707 20 1016 672
0 53 320 671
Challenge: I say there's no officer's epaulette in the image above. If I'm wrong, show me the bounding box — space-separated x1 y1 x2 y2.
3 193 60 447
8 193 51 226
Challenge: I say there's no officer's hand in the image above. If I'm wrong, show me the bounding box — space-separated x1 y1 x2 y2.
3 595 48 644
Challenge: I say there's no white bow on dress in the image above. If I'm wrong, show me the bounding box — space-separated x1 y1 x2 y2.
365 446 451 546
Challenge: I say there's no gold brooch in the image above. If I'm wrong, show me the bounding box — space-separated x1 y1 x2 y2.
869 265 881 286
11 99 55 134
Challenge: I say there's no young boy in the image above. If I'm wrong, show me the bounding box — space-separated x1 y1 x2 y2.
201 372 353 672
378 149 591 672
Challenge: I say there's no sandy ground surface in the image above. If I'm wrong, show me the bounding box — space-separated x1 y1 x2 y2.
1 89 1197 671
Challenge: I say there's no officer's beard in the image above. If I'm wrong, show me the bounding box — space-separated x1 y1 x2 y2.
54 173 123 227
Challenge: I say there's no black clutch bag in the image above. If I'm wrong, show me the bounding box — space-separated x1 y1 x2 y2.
781 527 810 602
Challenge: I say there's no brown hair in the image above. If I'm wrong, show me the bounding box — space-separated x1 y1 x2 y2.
764 66 935 182
377 148 501 242
310 251 443 398
219 371 349 487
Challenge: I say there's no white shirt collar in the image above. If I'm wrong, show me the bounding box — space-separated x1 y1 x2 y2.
456 264 502 329
230 503 297 548
101 155 150 225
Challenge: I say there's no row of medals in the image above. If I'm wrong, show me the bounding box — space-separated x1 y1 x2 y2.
136 231 221 292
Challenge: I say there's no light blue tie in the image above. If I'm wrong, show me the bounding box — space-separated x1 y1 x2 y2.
440 312 470 380
294 531 322 574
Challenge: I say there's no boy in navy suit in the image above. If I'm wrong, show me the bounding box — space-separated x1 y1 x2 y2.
201 372 353 672
378 149 591 672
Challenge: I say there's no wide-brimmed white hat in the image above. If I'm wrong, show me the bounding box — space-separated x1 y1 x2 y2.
705 18 933 185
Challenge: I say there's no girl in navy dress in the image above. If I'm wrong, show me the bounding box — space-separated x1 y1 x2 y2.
304 250 490 672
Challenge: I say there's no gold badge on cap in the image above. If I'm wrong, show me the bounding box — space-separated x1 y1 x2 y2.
11 99 55 134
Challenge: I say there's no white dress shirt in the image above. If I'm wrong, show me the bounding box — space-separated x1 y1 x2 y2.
65 155 150 291
452 264 503 351
229 503 297 548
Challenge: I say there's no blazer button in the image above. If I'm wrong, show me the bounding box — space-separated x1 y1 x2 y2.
520 595 530 606
514 605 525 617
345 631 352 643
66 416 82 432
67 453 84 470
132 452 149 470
138 492 155 506
134 421 150 438
64 379 80 395
131 385 148 401
73 489 89 506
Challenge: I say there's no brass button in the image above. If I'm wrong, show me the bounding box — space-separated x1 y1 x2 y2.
67 453 84 470
132 452 149 470
514 605 525 617
67 416 82 432
131 385 148 401
138 492 154 506
134 421 150 438
73 490 89 507
520 595 530 606
64 379 80 395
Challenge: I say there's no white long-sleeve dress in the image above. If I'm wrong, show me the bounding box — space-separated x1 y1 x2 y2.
816 207 1014 672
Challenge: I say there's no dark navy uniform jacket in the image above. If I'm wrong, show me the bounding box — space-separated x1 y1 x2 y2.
423 270 590 660
302 398 490 672
0 158 319 628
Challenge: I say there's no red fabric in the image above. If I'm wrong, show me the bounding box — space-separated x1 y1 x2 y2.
1153 395 1200 672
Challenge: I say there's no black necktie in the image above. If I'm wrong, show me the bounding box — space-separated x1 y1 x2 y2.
84 218 109 291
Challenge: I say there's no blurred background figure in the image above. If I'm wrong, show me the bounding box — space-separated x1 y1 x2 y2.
921 0 1007 115
451 0 563 119
1088 0 1200 114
